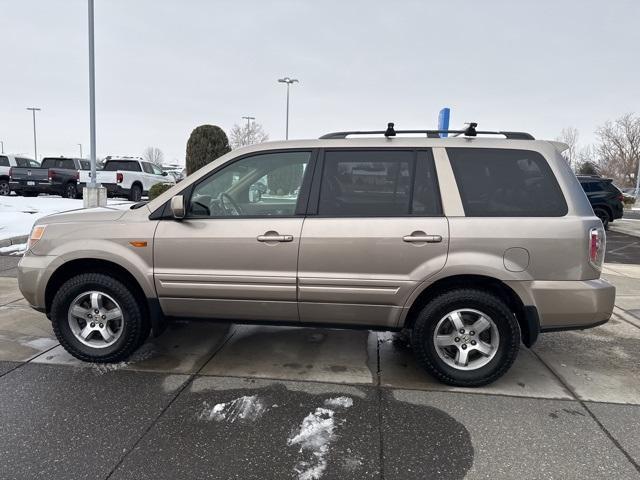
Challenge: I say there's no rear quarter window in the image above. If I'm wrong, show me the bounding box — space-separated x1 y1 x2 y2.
0 156 9 167
448 148 568 217
104 160 142 172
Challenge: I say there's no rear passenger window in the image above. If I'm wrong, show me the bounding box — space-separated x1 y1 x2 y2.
317 150 441 216
0 156 9 167
448 148 567 217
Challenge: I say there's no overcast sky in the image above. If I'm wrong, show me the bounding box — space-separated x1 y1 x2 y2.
2 0 639 163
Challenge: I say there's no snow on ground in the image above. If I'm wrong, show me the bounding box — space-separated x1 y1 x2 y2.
0 195 133 244
199 395 266 423
288 397 353 480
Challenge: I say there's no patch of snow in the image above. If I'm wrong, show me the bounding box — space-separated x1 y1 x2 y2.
0 243 27 255
288 398 353 480
0 195 132 241
323 397 353 409
199 395 266 423
22 337 58 350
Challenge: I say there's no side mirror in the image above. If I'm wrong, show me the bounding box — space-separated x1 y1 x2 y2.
170 195 185 220
162 171 168 176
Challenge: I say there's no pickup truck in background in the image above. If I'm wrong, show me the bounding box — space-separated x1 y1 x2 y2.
9 157 91 198
0 155 40 195
79 157 174 201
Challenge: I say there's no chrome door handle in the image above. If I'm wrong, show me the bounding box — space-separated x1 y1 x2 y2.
403 234 442 243
257 234 294 242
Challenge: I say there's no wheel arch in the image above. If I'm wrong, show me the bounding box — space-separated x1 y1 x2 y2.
44 258 165 336
401 274 538 347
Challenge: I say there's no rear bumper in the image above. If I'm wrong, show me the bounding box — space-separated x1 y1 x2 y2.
10 180 60 194
102 183 130 197
510 278 615 331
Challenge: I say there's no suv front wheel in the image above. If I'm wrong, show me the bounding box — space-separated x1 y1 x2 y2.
411 289 520 387
51 273 148 363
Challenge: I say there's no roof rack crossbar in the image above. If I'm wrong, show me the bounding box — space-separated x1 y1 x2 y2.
319 130 535 140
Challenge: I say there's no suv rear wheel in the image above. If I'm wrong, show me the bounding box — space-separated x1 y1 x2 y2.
51 273 147 363
593 207 610 230
411 289 520 387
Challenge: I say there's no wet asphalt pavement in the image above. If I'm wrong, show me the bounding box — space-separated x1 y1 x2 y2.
1 352 639 479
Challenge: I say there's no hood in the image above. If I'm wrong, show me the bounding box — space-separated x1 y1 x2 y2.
37 205 130 225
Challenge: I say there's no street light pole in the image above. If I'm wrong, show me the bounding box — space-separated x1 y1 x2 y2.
0 141 4 154
26 107 41 160
277 77 298 140
88 0 97 190
78 143 83 158
241 116 255 130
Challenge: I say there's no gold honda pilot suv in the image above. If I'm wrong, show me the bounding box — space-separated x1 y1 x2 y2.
17 125 615 387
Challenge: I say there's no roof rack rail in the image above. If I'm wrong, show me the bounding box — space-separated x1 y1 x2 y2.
319 122 535 140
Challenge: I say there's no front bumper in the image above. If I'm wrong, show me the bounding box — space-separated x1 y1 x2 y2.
17 253 57 311
528 279 615 331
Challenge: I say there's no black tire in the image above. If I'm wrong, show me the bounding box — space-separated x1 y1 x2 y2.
128 184 142 202
410 289 520 387
64 183 78 199
0 179 10 196
594 208 609 230
51 273 148 363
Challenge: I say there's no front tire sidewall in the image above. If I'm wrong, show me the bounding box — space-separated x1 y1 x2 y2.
412 290 520 387
0 180 9 196
51 274 144 362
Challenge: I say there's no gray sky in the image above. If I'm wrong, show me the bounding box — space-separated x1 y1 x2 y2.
2 0 639 163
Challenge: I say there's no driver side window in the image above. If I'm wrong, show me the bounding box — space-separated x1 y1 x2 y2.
188 151 311 218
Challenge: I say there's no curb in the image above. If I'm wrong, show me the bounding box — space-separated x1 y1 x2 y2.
0 235 28 250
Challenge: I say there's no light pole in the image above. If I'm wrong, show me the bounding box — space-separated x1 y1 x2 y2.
241 116 255 130
277 77 298 140
0 141 4 154
84 0 105 206
26 107 41 160
78 143 83 158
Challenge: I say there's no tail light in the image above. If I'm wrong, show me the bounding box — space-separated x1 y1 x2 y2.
8 167 12 179
588 227 605 270
48 168 53 182
116 172 123 183
75 170 80 180
618 193 624 201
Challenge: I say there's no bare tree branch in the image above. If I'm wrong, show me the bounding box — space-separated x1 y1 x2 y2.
142 146 165 166
230 122 269 149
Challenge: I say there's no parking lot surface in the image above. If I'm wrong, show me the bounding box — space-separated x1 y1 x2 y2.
0 233 639 479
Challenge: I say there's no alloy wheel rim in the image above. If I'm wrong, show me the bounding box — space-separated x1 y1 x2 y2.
0 182 9 195
433 308 500 371
67 291 124 348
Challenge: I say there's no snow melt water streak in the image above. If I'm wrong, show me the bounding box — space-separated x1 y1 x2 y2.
199 395 266 423
287 397 354 480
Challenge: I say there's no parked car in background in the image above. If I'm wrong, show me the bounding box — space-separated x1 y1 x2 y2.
18 126 613 387
85 156 174 201
0 154 39 195
577 175 624 229
161 164 186 183
9 156 89 198
621 187 638 204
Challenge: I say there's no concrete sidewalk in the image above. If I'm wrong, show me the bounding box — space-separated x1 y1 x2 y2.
1 270 640 479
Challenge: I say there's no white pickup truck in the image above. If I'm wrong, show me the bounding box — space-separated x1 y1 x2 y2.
0 154 40 195
79 157 175 201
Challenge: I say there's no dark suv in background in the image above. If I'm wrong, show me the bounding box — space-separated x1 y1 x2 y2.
577 175 624 229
